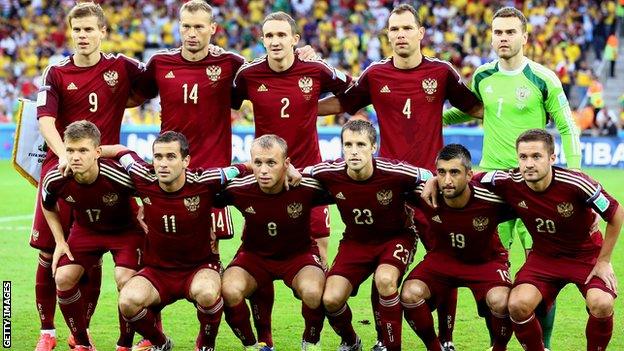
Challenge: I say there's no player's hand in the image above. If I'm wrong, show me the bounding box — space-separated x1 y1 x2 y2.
585 260 618 294
285 164 302 190
58 157 72 177
296 45 320 61
137 205 148 233
420 177 439 208
52 242 73 277
208 44 225 56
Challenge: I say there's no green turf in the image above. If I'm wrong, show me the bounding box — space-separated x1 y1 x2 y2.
1 161 622 350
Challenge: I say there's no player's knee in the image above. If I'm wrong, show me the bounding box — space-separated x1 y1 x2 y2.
507 296 534 320
221 283 244 306
587 293 614 318
195 288 221 307
374 274 398 296
322 290 346 313
115 273 133 292
118 287 144 317
400 281 426 304
299 284 323 309
486 289 509 315
54 269 78 291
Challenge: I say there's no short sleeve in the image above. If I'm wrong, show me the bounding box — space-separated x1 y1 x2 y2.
319 62 352 96
445 64 481 112
231 69 248 110
338 72 371 115
132 57 158 100
36 66 60 119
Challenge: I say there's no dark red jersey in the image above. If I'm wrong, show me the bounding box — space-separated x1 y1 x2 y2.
310 158 432 242
339 57 479 170
136 49 245 167
233 56 351 166
41 159 137 233
478 167 620 258
37 53 143 165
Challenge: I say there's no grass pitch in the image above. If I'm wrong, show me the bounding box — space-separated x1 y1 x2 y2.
1 161 622 350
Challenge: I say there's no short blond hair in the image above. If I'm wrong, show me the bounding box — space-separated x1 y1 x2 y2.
493 7 528 33
64 120 101 146
180 0 213 21
67 2 106 29
262 11 298 35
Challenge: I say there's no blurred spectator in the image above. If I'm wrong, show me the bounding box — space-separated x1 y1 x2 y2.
1 0 619 125
604 33 618 77
589 73 605 124
595 105 619 135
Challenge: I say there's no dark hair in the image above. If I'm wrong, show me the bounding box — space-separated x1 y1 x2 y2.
436 144 472 171
262 11 298 35
389 4 421 26
252 134 288 158
68 2 106 29
64 120 101 146
180 0 213 20
341 119 377 145
516 129 555 155
493 7 528 33
154 131 190 158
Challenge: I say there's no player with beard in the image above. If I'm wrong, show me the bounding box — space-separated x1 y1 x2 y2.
400 144 513 351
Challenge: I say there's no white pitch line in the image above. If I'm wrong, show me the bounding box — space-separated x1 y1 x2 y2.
0 214 34 223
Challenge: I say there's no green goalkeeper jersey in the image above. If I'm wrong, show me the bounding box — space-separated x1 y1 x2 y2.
445 58 582 170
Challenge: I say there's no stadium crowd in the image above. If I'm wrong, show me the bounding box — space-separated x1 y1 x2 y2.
0 0 621 128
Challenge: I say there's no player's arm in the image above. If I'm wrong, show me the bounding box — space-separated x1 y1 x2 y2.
585 189 624 293
100 144 130 159
317 63 352 117
443 65 484 125
546 90 582 169
443 107 478 125
40 180 73 274
38 116 70 174
37 67 71 174
318 96 344 116
42 205 74 275
295 45 320 61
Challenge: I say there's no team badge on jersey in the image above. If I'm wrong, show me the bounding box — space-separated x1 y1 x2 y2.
103 70 119 87
102 193 119 206
422 78 437 94
377 189 393 205
515 86 530 109
206 65 222 81
184 196 201 212
299 76 314 94
556 202 574 218
287 202 303 219
472 216 489 231
31 229 39 241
